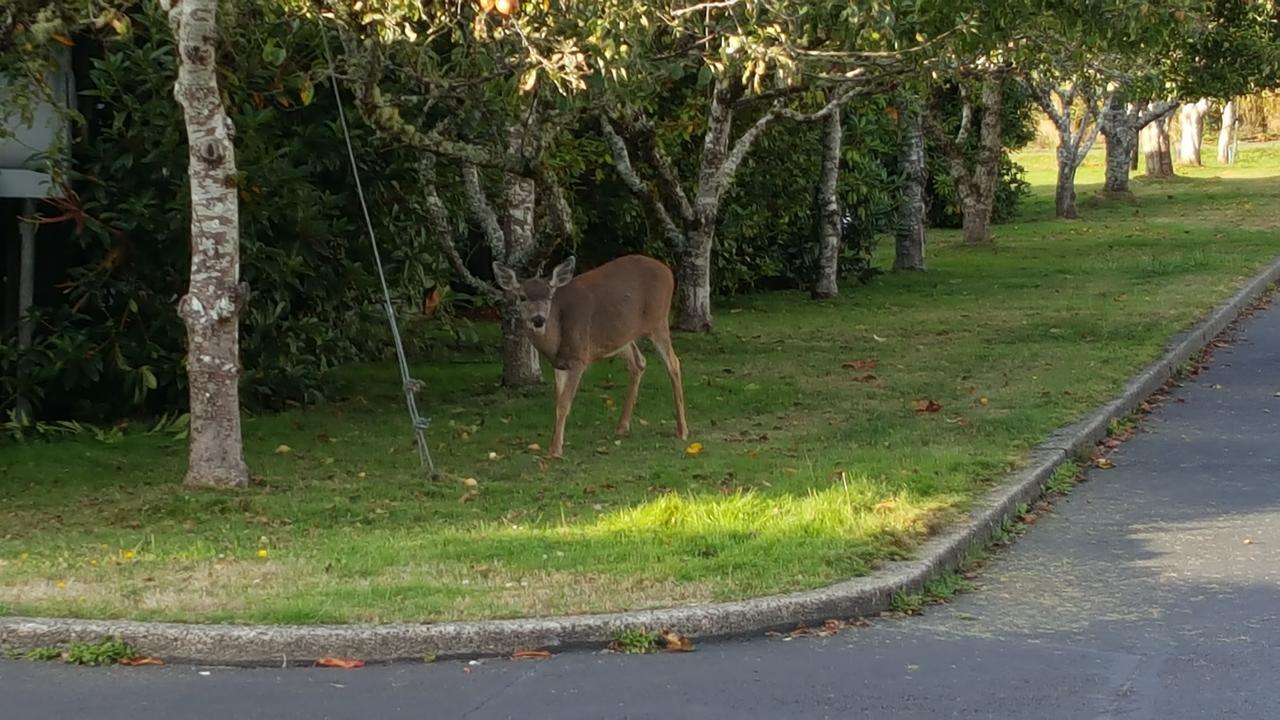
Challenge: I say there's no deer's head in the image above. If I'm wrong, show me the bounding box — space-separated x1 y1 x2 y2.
492 257 576 335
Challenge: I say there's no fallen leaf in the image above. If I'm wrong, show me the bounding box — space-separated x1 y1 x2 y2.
422 287 442 317
661 630 695 652
852 373 878 383
511 649 552 660
120 656 164 666
913 399 943 414
316 657 365 669
1094 458 1115 470
685 442 704 457
842 359 877 371
527 443 542 452
273 444 292 455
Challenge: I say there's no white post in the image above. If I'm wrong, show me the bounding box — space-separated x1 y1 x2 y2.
15 197 36 421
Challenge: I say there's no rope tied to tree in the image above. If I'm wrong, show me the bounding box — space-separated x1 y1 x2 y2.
319 25 437 479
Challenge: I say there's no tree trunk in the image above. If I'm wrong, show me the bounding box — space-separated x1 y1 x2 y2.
961 74 1005 245
674 230 714 332
1103 129 1137 194
1101 98 1138 194
1177 99 1210 166
1142 114 1175 178
500 131 542 386
894 103 927 271
1054 150 1080 218
813 107 842 298
960 196 993 244
164 0 249 489
1218 99 1237 164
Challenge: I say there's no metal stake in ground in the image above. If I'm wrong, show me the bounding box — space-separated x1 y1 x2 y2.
319 27 436 478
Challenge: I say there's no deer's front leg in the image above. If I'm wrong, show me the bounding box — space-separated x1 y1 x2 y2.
550 362 587 458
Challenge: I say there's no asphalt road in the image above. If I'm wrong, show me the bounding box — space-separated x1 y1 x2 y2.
5 301 1280 719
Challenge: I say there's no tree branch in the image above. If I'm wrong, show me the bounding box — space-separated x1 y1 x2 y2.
599 114 686 250
955 91 974 146
461 163 506 259
535 162 576 240
622 119 696 224
1027 81 1067 132
704 101 777 209
1137 99 1179 129
774 82 874 123
417 162 500 301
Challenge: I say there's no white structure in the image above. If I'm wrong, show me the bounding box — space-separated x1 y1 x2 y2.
1 47 74 420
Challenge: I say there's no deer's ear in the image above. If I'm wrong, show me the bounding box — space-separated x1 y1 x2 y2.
492 262 520 292
550 256 576 288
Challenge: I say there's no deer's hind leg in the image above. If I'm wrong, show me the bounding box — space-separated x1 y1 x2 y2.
616 341 646 435
648 329 689 440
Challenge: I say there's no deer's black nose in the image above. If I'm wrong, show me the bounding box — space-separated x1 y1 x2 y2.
531 315 546 328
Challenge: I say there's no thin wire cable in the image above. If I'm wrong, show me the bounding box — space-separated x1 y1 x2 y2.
320 26 436 477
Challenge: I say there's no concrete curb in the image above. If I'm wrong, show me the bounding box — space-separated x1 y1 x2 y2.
5 259 1280 666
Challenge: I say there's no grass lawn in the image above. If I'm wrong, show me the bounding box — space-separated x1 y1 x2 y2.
3 143 1279 625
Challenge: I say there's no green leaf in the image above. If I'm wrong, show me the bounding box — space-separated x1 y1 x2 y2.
140 366 157 391
697 64 713 89
261 43 287 66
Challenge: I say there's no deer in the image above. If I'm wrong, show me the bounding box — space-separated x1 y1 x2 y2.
491 254 689 458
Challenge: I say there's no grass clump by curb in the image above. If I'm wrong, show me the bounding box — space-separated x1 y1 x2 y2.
64 637 139 666
2 145 1280 625
609 628 660 654
22 646 62 662
7 636 141 666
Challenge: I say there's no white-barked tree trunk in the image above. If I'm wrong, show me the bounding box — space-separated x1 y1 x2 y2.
162 0 249 489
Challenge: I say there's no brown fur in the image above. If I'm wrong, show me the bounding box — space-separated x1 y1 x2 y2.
493 254 689 457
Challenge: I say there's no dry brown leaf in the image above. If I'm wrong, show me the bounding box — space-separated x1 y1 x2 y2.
512 649 552 660
852 373 878 383
422 287 441 317
913 399 943 414
119 656 164 666
842 359 878 371
316 657 365 669
661 630 695 652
